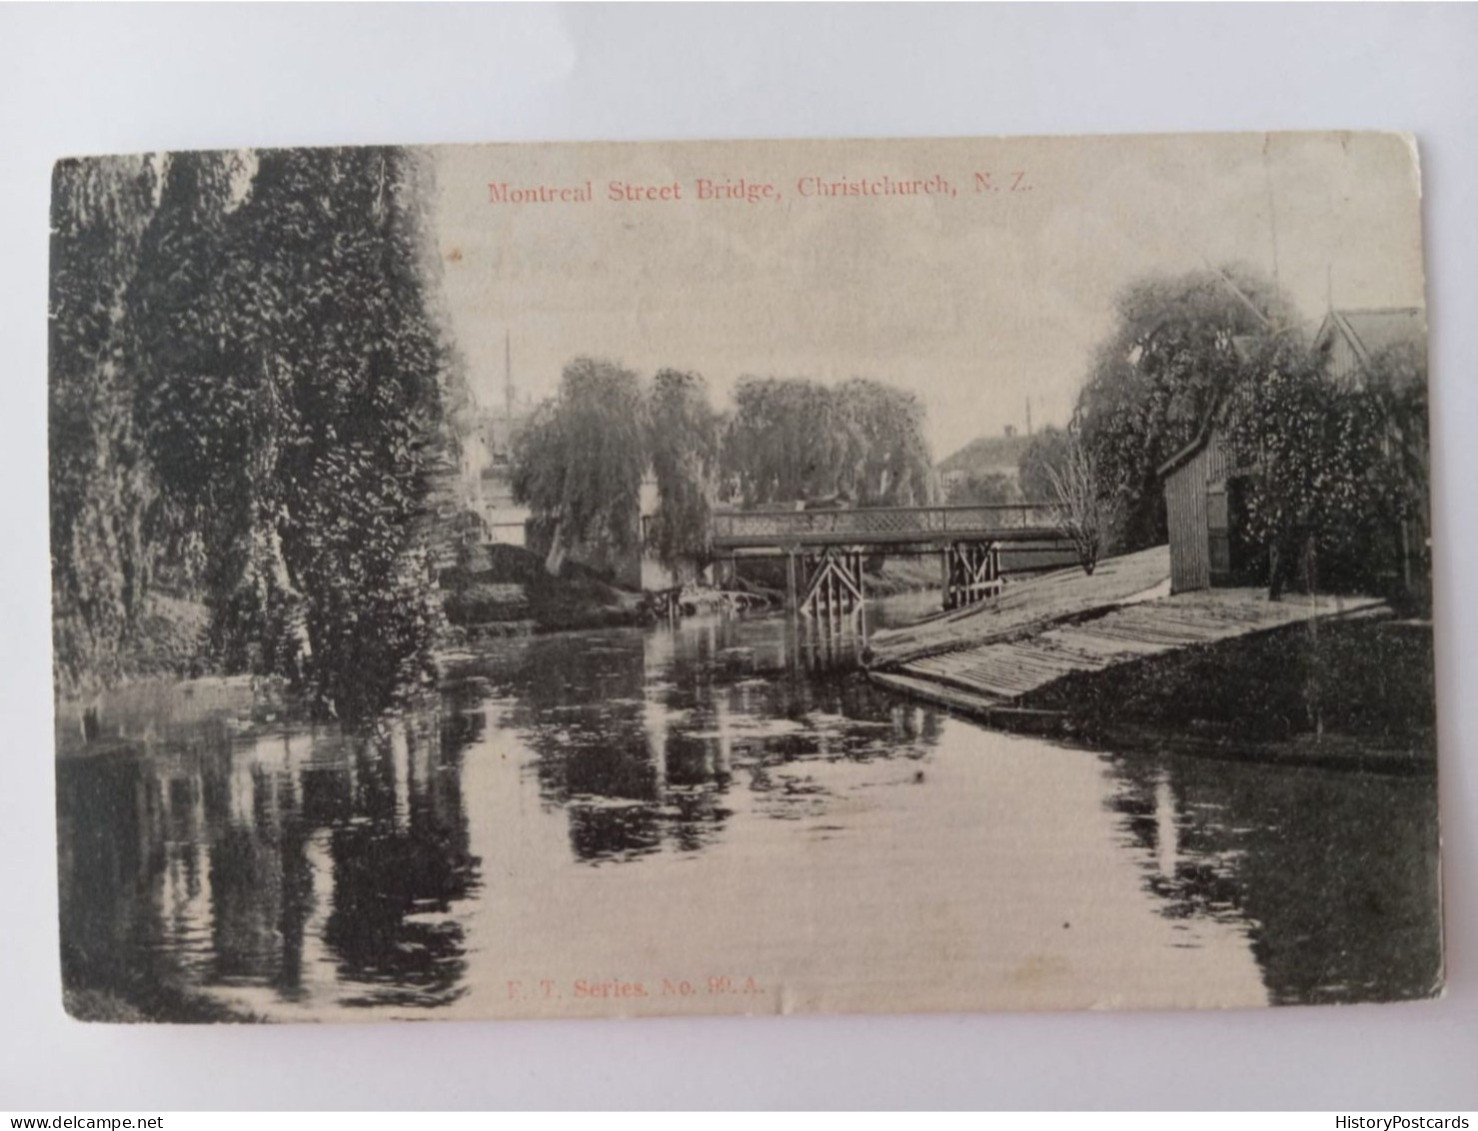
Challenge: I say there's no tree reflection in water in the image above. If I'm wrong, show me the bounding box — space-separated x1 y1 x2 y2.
58 702 482 1015
472 613 943 864
1105 753 1441 1004
56 599 1438 1020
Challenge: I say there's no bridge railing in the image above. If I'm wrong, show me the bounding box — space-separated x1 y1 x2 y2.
711 503 1061 542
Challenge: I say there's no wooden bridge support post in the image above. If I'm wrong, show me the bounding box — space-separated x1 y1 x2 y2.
943 540 1004 610
785 551 798 615
799 547 865 620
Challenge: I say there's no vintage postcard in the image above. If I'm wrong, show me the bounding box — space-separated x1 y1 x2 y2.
50 132 1440 1023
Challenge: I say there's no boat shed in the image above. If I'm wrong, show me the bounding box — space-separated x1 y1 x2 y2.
1159 421 1237 595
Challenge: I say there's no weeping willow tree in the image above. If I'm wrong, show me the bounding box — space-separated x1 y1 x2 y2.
646 368 722 575
1074 264 1297 552
510 357 650 575
831 378 935 505
722 376 934 507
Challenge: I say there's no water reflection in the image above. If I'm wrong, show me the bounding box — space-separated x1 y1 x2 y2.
475 609 942 865
58 713 480 1016
1104 755 1442 1004
56 594 1440 1020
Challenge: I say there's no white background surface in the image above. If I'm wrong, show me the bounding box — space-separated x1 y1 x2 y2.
2 3 1475 1111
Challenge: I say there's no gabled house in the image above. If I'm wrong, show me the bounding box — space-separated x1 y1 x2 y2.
1312 307 1425 391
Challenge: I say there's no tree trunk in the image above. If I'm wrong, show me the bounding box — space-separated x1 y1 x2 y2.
544 520 567 577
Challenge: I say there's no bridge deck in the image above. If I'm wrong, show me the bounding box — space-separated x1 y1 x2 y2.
711 504 1062 551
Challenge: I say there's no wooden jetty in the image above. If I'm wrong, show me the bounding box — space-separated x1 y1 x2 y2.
867 545 1386 710
866 545 1174 668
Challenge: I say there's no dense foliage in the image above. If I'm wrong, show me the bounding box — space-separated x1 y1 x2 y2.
49 156 160 693
944 472 1015 506
511 358 650 571
723 376 934 507
1016 425 1071 503
646 369 723 573
1058 263 1429 602
49 147 463 717
1224 334 1428 599
1073 266 1297 552
511 368 938 577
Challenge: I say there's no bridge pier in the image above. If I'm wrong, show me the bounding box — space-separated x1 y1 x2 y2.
793 547 865 621
709 504 1064 616
943 540 1002 610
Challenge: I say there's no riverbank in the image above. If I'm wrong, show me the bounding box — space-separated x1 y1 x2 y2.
440 543 649 635
443 545 945 637
1019 614 1436 771
875 616 1434 773
866 547 1429 773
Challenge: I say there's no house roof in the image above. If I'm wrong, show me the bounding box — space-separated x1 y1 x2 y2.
937 432 1034 476
1314 307 1426 376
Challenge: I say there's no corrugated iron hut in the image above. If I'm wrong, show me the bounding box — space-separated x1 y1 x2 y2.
1159 418 1238 594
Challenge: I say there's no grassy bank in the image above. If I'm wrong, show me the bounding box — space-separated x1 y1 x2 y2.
440 543 650 635
1019 614 1436 773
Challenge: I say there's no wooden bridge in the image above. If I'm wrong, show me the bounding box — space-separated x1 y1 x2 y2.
710 504 1072 618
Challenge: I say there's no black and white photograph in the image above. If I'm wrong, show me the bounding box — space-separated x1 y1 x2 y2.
47 131 1442 1023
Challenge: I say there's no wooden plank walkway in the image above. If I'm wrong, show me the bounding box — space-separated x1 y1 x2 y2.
877 587 1386 704
866 545 1173 668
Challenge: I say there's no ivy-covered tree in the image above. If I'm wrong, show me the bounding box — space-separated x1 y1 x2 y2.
50 145 461 719
1226 333 1425 602
49 155 161 696
127 150 280 671
234 146 450 717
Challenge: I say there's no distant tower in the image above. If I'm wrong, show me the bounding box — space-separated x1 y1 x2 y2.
504 328 514 418
1026 397 1033 437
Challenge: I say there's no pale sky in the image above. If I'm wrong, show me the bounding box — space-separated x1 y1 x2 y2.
429 132 1424 460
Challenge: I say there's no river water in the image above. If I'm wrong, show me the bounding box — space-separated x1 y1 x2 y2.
56 592 1442 1021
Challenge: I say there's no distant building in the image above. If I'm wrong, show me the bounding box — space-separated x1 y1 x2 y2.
937 429 1034 496
1313 307 1425 391
478 406 532 547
